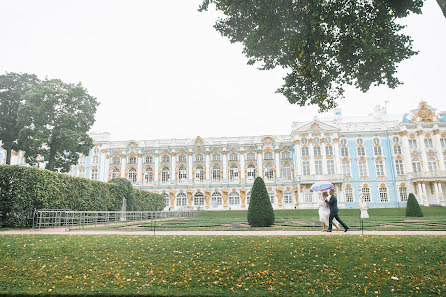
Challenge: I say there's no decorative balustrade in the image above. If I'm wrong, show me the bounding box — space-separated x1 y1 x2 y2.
406 171 446 180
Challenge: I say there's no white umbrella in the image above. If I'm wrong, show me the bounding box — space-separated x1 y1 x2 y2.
310 181 334 192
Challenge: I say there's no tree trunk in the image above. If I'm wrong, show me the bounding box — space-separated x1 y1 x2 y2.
5 148 12 165
438 0 446 18
46 144 56 171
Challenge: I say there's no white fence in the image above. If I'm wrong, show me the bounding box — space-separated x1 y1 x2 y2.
32 209 198 230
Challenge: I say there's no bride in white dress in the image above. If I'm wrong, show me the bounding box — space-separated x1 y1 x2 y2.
319 191 339 232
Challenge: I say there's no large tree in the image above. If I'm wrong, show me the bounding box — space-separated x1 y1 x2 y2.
0 72 40 164
18 79 99 172
199 0 431 111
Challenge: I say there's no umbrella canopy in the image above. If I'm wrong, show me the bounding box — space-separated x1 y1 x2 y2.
310 181 334 192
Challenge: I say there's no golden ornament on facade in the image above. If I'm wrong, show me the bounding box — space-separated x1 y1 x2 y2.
412 101 436 122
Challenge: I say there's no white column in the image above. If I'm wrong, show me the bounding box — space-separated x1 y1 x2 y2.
275 149 280 179
223 151 228 180
400 131 412 173
188 151 193 181
205 151 210 180
417 127 428 172
240 150 245 181
120 151 126 178
257 148 262 178
321 143 327 174
137 152 143 183
433 126 445 171
417 183 423 204
438 182 445 206
309 144 315 174
171 150 176 183
334 138 341 175
154 150 159 184
421 182 429 206
104 153 110 182
433 182 441 204
293 141 300 177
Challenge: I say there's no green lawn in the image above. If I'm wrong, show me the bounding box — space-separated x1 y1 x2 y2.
0 235 445 296
87 207 446 231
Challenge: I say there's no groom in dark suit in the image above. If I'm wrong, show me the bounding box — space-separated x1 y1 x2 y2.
325 188 349 232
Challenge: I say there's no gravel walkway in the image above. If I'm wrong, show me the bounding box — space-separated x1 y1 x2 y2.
1 229 446 236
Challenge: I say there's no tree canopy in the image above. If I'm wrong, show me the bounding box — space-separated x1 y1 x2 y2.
18 79 99 172
0 72 40 164
199 0 427 111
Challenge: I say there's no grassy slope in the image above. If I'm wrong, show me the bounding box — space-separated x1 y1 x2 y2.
0 235 445 296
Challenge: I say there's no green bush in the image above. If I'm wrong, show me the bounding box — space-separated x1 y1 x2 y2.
247 177 275 227
406 193 423 217
108 178 135 211
0 165 165 227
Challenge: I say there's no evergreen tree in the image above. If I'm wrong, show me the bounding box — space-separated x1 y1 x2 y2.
406 193 423 217
247 177 275 227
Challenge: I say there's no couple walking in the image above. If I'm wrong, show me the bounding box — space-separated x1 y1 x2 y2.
318 188 349 232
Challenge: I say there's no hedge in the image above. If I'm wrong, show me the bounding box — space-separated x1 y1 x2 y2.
406 193 423 217
247 177 275 227
0 165 165 227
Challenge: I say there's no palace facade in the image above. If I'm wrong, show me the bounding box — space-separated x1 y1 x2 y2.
2 102 446 210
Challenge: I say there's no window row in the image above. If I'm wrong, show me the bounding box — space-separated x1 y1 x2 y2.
344 185 407 203
301 145 334 157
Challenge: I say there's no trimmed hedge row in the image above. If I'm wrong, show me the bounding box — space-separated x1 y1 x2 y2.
0 165 165 227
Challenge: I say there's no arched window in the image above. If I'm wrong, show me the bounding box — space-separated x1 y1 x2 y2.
112 156 120 164
284 191 293 204
161 167 170 183
178 154 187 163
340 138 347 146
264 152 273 160
342 161 351 176
128 156 137 164
163 193 170 208
428 157 437 172
211 192 222 207
195 165 204 182
128 168 137 183
356 138 364 145
281 151 291 160
301 137 308 145
212 165 221 182
247 164 256 182
264 163 274 181
229 153 238 161
412 158 421 172
178 165 187 182
282 163 292 181
246 152 256 161
325 137 332 144
373 137 380 145
145 156 153 163
345 187 353 203
229 192 240 206
111 168 120 179
195 154 204 162
358 160 368 177
193 192 205 207
176 193 187 207
379 186 388 202
361 187 371 202
395 159 404 175
229 165 239 182
392 136 400 144
91 168 98 180
313 137 320 144
162 155 170 163
144 167 153 183
93 147 99 154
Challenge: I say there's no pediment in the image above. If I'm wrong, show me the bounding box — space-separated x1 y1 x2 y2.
293 120 339 133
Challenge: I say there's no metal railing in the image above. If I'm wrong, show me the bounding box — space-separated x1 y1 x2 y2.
32 209 198 230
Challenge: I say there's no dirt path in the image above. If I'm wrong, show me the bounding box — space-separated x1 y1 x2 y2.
1 229 446 236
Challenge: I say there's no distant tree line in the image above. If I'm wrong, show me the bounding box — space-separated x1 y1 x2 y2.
0 72 99 172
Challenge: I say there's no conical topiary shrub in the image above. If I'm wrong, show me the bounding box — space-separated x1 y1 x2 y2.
406 193 423 217
247 177 275 227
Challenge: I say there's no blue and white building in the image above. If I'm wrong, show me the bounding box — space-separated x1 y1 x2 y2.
2 101 446 210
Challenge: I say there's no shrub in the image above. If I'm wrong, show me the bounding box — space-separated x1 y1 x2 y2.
0 165 165 227
109 178 135 211
406 193 423 217
247 177 275 227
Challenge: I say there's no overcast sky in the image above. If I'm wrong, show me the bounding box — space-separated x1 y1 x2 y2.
1 0 445 141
